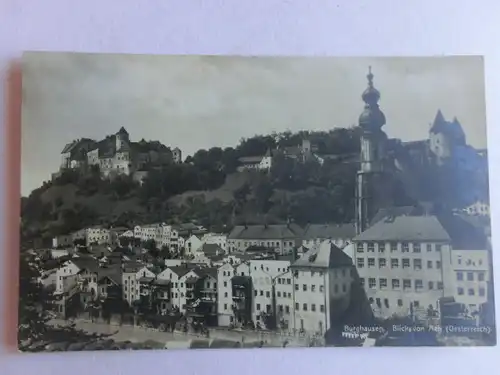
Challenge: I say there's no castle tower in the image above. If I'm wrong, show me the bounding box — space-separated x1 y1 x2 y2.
355 67 390 234
116 126 129 151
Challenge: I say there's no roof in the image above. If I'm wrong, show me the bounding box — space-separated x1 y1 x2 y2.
71 257 100 273
302 223 355 240
122 261 144 273
138 276 155 283
370 206 422 226
238 156 263 164
228 224 303 240
201 243 223 256
292 240 353 269
169 265 197 278
197 267 218 280
98 266 122 285
354 215 451 242
429 110 466 143
437 213 488 250
153 279 171 286
117 126 129 135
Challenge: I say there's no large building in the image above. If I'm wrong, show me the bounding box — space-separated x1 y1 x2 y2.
227 223 304 254
58 127 182 181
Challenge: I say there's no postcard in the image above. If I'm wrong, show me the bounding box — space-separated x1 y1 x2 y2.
18 52 495 351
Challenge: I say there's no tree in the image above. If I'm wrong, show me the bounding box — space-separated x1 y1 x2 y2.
18 256 55 344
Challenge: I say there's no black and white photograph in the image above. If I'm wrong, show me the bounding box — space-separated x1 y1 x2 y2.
19 52 495 351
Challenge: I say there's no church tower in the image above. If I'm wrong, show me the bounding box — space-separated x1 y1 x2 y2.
355 67 390 234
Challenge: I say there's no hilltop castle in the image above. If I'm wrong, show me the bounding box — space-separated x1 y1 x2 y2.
56 127 182 182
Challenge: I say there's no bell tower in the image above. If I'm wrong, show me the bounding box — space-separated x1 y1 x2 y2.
355 67 390 234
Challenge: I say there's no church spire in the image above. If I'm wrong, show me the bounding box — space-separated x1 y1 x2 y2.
359 66 385 130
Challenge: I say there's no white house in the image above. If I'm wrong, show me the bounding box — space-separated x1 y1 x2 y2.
122 263 156 305
217 263 235 326
302 223 356 250
201 233 228 253
184 235 203 256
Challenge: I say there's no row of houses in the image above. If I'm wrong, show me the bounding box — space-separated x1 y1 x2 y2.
46 209 492 331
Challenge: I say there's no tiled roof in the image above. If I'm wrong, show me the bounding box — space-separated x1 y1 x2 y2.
228 224 303 240
122 261 143 273
354 215 451 242
437 213 488 250
369 206 422 226
197 267 218 280
292 240 352 269
302 223 355 240
98 266 122 285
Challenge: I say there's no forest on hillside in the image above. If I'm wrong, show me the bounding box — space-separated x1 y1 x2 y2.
20 125 478 247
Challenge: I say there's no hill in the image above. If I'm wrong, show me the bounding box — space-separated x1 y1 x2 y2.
21 128 365 245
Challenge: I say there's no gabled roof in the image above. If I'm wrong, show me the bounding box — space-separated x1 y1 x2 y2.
197 267 218 280
169 265 198 278
98 266 122 285
71 257 100 274
302 223 356 240
292 240 352 269
228 224 303 240
354 215 451 242
370 206 422 227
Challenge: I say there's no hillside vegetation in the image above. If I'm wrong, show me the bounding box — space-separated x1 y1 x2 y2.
21 126 474 246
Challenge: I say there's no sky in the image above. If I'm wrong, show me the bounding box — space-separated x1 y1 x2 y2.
21 53 487 196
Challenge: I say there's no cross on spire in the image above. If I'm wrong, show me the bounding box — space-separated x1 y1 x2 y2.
367 66 374 87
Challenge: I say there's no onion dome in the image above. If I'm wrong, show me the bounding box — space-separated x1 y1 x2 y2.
358 66 386 130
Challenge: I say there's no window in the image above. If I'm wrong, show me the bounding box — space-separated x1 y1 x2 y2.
413 243 421 253
398 299 403 307
295 284 299 291
379 278 387 289
357 258 365 268
402 259 410 268
468 288 475 296
392 279 400 289
457 272 463 281
260 291 263 296
357 243 364 252
428 281 434 290
319 285 324 292
285 306 290 313
427 260 433 269
378 242 386 253
415 279 423 290
320 305 325 312
390 242 398 252
311 285 316 292
303 284 307 292
367 243 375 252
478 272 485 281
376 298 381 308
413 301 420 308
311 304 316 312
224 281 227 287
303 303 308 311
224 292 228 297
403 279 411 290
287 279 291 285
479 288 485 296
467 272 474 281
436 261 441 269
437 282 443 290
257 303 261 310
435 244 442 252
254 290 258 296
266 291 270 298
279 305 283 312
295 303 299 310
402 243 409 252
368 258 375 268
458 287 464 295
379 258 386 268
391 258 399 268
368 278 376 288
384 298 389 308
224 303 227 310
414 259 422 270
